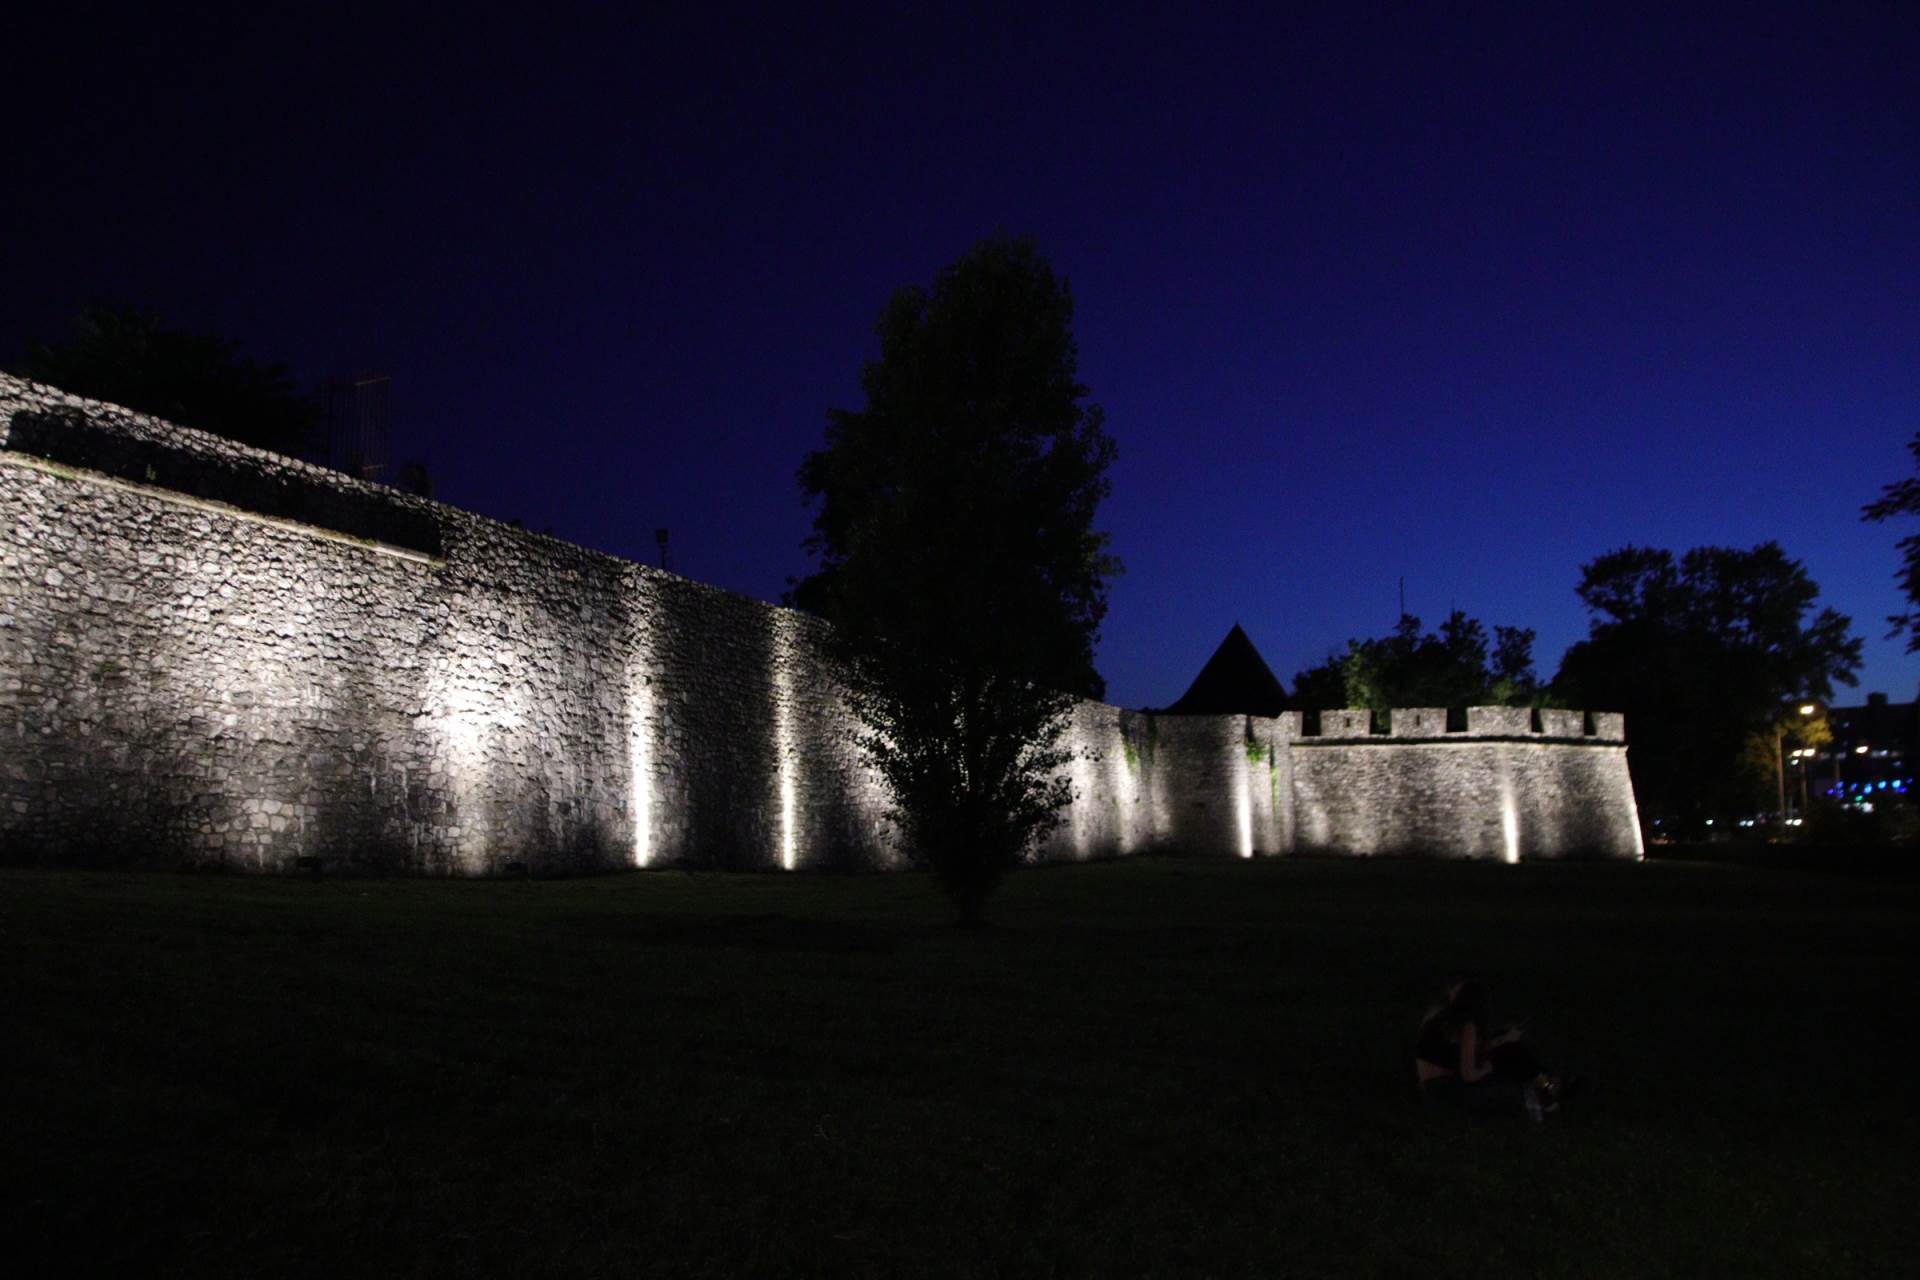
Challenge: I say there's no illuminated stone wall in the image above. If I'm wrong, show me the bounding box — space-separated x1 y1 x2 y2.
1289 707 1642 861
0 375 893 874
1040 705 1639 864
0 374 1641 873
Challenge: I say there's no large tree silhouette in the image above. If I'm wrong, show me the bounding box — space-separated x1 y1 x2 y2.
1553 543 1860 831
12 304 318 456
792 235 1118 923
1863 432 1920 650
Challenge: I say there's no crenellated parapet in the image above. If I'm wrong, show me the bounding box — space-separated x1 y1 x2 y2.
1297 705 1625 743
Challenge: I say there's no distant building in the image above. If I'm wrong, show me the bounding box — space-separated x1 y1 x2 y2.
1161 623 1289 716
1801 692 1917 808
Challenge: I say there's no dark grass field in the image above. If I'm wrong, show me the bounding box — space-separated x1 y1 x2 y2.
4 855 1916 1278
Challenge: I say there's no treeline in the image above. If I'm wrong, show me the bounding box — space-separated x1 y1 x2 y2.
1291 611 1541 712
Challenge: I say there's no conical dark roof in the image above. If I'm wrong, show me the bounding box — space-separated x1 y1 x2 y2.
1164 623 1289 715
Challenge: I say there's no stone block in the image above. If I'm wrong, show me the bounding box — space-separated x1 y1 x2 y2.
1538 708 1586 738
1390 707 1447 737
1321 709 1372 738
1466 705 1533 736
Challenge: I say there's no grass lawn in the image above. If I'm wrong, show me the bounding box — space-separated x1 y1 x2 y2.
3 855 1915 1277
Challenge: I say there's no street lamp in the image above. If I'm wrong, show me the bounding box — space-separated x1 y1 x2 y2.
1777 702 1817 827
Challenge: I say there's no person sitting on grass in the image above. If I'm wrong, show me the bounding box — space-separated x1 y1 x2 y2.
1414 978 1576 1119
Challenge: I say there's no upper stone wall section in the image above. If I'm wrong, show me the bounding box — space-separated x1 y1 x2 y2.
0 374 446 559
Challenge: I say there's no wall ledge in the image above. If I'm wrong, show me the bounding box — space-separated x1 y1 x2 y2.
0 451 445 567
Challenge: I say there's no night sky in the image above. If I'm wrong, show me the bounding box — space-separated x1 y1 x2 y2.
7 2 1917 709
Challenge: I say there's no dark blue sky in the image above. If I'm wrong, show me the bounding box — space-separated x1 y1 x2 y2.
7 2 1918 708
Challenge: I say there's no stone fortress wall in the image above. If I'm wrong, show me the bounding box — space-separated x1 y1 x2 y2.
0 373 1643 873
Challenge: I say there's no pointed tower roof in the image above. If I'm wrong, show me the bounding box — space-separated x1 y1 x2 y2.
1164 623 1289 716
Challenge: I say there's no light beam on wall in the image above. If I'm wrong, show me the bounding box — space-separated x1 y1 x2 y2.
628 673 653 868
780 760 797 871
628 575 657 868
1497 750 1521 864
1069 722 1095 860
1236 723 1255 858
773 609 799 870
242 647 309 868
1107 710 1138 856
428 643 523 876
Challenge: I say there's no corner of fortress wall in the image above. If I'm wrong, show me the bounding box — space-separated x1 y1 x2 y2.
0 374 1643 872
1283 705 1639 860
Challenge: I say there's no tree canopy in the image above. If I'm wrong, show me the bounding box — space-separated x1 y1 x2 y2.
1289 611 1540 711
791 234 1118 922
1552 543 1861 829
1862 432 1920 650
12 304 318 456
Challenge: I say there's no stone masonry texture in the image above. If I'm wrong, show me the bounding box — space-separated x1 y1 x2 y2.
0 374 1643 873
